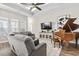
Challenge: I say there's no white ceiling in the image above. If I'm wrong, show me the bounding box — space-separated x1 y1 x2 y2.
0 3 67 17
0 3 33 16
0 3 48 16
1 3 79 17
0 3 54 17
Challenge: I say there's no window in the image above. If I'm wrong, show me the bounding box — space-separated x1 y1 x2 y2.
0 17 27 41
0 20 8 36
20 22 26 32
0 17 26 34
10 19 19 32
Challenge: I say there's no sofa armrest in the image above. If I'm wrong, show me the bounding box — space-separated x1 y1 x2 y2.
30 43 47 56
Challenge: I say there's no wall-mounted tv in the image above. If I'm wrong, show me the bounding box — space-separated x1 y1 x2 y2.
41 22 52 30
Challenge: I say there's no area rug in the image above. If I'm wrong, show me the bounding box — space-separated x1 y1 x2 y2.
60 43 79 56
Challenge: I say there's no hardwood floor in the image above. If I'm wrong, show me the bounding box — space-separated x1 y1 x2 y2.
39 38 61 56
60 43 79 56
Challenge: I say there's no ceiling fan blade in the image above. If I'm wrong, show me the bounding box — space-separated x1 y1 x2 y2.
35 3 45 5
21 3 32 6
35 6 42 11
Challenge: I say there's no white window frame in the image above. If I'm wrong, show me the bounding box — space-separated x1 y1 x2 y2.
10 19 19 32
28 17 33 32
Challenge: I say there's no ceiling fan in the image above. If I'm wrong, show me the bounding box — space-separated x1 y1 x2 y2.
21 3 45 11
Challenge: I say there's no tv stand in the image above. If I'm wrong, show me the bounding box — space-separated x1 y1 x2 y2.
39 31 53 40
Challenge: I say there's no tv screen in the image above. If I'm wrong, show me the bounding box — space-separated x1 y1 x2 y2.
41 22 52 30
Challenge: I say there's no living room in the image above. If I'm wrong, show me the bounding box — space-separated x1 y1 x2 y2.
0 2 79 56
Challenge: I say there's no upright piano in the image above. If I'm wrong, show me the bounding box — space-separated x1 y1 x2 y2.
62 18 79 48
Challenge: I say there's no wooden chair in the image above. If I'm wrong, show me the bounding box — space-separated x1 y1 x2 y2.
53 29 65 48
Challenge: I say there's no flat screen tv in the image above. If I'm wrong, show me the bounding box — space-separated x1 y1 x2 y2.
41 22 52 30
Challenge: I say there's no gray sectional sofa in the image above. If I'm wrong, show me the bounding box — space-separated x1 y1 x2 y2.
8 32 47 56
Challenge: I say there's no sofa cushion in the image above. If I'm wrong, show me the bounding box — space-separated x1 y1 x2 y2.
15 34 27 41
9 34 30 56
15 34 36 55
